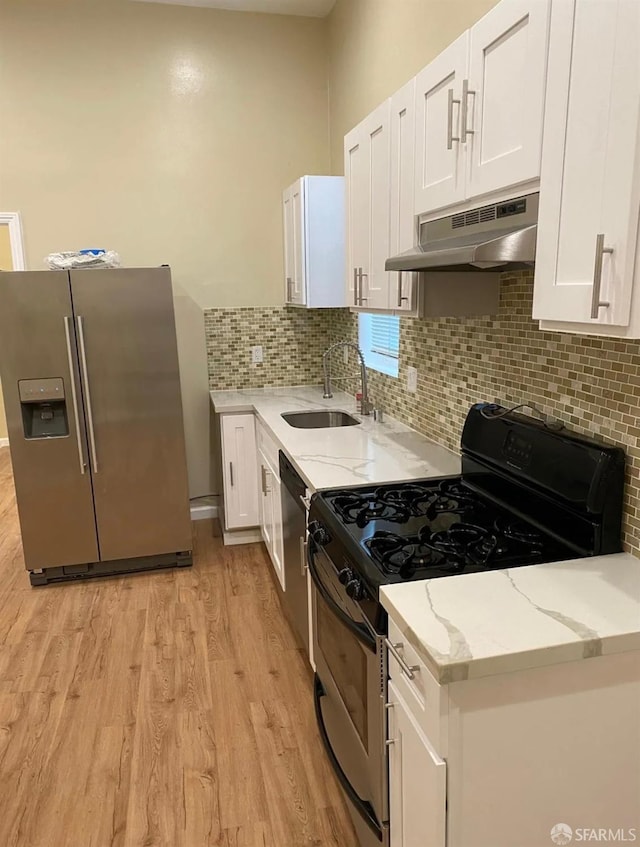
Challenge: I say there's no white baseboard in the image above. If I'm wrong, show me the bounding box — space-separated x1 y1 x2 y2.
190 503 218 521
0 438 9 448
222 527 262 546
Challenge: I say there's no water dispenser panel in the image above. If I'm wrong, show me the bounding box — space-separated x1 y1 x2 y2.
19 378 69 439
19 378 65 403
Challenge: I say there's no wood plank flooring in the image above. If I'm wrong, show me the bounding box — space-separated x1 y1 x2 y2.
0 447 359 847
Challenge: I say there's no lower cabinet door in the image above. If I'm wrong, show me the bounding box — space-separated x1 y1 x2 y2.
388 681 447 847
221 413 259 530
258 448 285 590
269 471 285 590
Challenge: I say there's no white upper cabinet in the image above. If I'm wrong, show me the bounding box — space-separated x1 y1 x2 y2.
414 33 468 215
344 88 421 315
414 0 550 217
466 0 550 199
282 176 345 309
344 101 392 311
533 0 640 334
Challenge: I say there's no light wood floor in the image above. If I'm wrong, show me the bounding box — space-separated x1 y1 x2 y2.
0 447 358 847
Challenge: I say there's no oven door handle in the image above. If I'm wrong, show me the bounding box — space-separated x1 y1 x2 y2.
314 674 383 842
307 540 376 653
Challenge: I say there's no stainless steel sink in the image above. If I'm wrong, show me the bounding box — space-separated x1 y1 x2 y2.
281 410 361 429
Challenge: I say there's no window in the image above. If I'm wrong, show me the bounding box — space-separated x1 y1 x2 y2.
358 313 400 378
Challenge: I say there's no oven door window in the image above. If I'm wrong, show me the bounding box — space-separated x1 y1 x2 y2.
316 593 369 752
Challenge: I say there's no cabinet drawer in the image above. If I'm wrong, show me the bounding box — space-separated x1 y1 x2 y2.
387 616 447 755
256 419 280 474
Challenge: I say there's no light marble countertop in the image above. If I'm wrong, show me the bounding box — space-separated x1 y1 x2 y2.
210 385 460 492
381 553 640 684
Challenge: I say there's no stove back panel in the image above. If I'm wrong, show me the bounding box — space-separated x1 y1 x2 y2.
461 404 625 554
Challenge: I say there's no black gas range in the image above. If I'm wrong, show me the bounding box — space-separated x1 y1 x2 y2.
307 403 625 847
308 403 626 604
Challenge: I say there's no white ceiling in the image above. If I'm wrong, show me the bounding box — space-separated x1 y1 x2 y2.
132 0 336 17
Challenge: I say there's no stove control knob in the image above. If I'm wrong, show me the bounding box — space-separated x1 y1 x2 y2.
338 567 352 585
346 578 364 601
309 521 330 546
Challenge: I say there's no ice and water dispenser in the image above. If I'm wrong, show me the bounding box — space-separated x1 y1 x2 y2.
19 378 69 439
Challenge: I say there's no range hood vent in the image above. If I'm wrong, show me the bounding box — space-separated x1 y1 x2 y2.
386 193 539 273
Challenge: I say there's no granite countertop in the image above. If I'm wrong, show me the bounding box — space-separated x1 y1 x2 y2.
210 385 460 492
381 553 640 684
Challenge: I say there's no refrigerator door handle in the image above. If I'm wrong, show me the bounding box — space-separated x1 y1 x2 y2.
76 315 99 474
64 316 87 475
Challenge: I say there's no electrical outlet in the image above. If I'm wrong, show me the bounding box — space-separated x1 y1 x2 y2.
251 345 263 365
343 346 350 365
407 366 418 393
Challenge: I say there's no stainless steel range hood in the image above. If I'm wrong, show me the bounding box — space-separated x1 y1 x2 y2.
386 193 539 273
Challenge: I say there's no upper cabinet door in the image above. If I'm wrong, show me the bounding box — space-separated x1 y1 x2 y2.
414 33 468 216
344 101 392 311
389 79 419 314
283 186 295 303
345 124 368 309
362 100 392 311
533 0 640 327
466 0 551 200
291 179 306 305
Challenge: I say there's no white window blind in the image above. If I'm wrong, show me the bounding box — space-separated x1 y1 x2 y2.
358 313 400 378
370 315 400 359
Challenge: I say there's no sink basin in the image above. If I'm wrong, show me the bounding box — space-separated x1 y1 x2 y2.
281 410 361 429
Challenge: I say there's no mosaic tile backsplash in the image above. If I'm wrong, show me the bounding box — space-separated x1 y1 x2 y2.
205 306 333 390
205 274 640 556
329 271 640 557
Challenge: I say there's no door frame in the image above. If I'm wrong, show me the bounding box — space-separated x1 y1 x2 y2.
0 212 26 271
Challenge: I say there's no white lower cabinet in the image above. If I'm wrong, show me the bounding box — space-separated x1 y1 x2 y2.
387 681 447 847
386 612 640 847
220 413 259 531
257 427 285 590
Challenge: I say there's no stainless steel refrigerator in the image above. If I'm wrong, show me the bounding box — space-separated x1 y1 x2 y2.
0 267 192 585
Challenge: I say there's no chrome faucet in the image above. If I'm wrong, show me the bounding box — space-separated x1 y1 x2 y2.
322 340 373 415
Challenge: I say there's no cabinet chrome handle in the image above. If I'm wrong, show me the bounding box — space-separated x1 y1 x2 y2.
352 268 359 306
299 535 307 577
359 270 368 304
260 465 266 495
385 739 396 747
299 493 311 511
286 277 293 302
63 317 87 475
385 702 395 711
590 233 613 319
461 78 475 142
397 272 409 308
447 88 461 150
76 316 98 474
229 461 234 487
385 638 420 680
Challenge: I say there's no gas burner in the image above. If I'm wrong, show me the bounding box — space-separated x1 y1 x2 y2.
365 531 459 576
496 517 544 548
380 485 438 518
330 493 409 527
430 523 489 556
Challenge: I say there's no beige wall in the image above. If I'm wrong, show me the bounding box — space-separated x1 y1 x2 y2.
0 0 329 309
326 0 499 171
0 0 330 491
0 225 12 440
